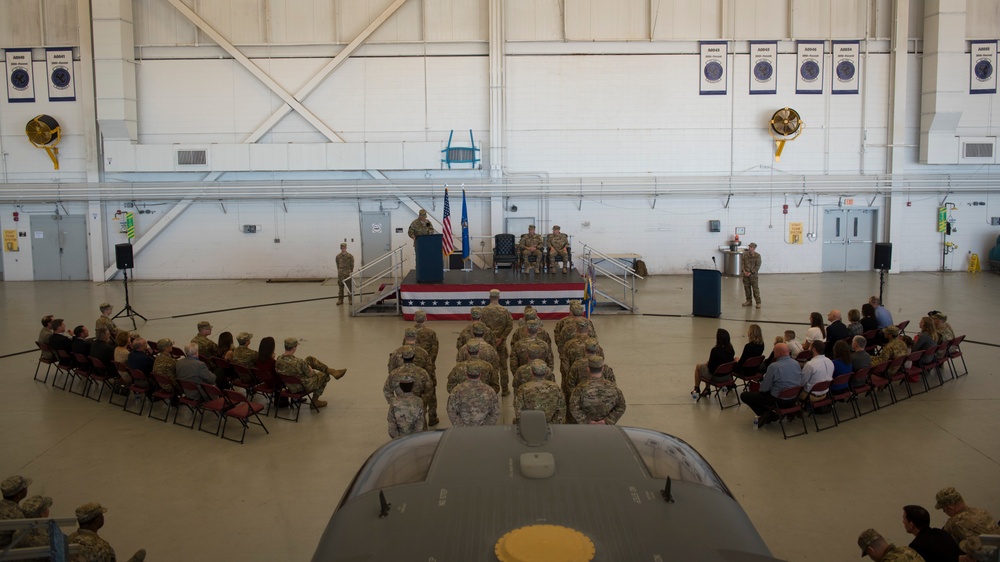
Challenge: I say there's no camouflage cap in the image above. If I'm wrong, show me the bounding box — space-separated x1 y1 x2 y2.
568 299 581 307
528 225 535 229
530 359 548 377
283 337 299 350
467 341 481 354
588 356 605 370
527 346 544 359
570 304 584 316
401 345 415 359
340 242 347 248
99 302 112 310
584 338 601 353
398 374 414 384
414 310 427 322
575 318 590 330
418 209 427 216
748 242 757 249
472 323 486 337
934 487 962 509
21 495 53 517
959 536 989 558
1 475 31 497
928 310 948 321
404 328 418 339
466 362 482 377
197 321 212 331
883 325 900 337
857 528 883 556
237 332 253 344
527 320 541 333
524 310 538 321
553 225 561 230
75 502 107 524
156 338 173 350
470 307 483 319
489 288 501 298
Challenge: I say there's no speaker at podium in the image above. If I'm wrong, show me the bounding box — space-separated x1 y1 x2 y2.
415 234 444 283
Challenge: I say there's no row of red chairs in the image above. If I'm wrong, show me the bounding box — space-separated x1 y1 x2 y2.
696 335 967 439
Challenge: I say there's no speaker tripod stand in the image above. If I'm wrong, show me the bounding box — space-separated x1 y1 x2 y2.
878 269 886 306
112 268 147 330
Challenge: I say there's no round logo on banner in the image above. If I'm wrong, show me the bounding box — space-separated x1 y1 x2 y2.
800 60 820 82
836 60 856 82
974 59 994 82
371 223 382 234
703 61 724 83
753 61 773 82
51 66 71 89
10 68 30 90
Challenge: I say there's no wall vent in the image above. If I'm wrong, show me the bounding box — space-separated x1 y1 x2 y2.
958 137 997 164
176 149 208 166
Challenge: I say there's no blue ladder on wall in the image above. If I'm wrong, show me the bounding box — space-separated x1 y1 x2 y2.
441 129 480 169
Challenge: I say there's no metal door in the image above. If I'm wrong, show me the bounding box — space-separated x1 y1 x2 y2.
359 212 392 268
31 214 89 280
822 208 877 271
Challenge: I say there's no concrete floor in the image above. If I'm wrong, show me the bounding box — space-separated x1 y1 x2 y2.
1 271 998 561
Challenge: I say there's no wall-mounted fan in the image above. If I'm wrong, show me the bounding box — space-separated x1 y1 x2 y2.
768 108 803 162
26 114 61 170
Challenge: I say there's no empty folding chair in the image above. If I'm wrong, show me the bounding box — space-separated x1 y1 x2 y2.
850 367 877 416
895 320 909 336
867 362 894 409
198 384 230 436
884 355 911 403
34 342 56 383
52 350 75 391
220 390 269 444
69 353 94 397
946 335 967 378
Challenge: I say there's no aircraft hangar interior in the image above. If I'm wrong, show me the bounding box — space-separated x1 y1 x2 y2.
1 1 999 560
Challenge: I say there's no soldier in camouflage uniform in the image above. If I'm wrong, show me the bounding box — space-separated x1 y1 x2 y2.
191 320 219 358
276 338 334 408
569 358 627 425
930 311 955 360
390 328 435 380
387 376 426 439
447 364 500 427
556 303 596 355
481 289 514 395
934 487 1000 544
741 242 762 308
68 502 146 562
510 321 554 374
0 475 29 549
512 346 557 391
384 346 436 425
511 309 553 351
457 327 501 375
150 338 179 393
456 310 497 352
560 320 599 384
335 242 355 305
547 225 571 273
566 339 614 402
19 495 54 549
873 325 909 376
857 528 925 562
450 341 500 393
412 310 439 365
231 332 259 368
514 360 566 424
407 209 436 244
95 303 121 341
518 225 545 273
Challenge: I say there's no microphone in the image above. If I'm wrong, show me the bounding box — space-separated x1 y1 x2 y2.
712 256 717 270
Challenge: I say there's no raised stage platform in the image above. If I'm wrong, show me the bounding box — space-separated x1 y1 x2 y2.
400 268 586 321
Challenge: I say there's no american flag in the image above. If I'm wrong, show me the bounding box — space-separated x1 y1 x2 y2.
441 188 454 256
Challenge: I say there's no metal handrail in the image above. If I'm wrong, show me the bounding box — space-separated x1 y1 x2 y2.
348 244 406 315
579 244 643 313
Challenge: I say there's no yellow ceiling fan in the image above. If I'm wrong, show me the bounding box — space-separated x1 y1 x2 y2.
26 114 61 170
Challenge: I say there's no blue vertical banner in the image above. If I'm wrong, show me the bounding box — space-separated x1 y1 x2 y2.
796 40 825 94
970 40 997 94
6 49 35 103
699 41 728 95
461 188 470 262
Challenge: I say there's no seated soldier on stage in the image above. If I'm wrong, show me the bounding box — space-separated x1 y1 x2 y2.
547 225 571 274
518 225 544 273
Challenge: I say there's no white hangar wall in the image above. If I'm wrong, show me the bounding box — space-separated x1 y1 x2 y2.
1 0 1000 280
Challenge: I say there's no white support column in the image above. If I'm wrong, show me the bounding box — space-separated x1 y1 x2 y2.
79 0 106 281
488 0 505 179
884 0 911 273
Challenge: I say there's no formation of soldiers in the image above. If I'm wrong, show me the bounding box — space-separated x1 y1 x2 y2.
385 291 627 439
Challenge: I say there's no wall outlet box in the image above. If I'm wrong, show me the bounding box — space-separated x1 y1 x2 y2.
243 224 256 233
991 217 1000 225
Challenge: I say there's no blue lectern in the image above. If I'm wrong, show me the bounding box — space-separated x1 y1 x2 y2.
692 268 721 318
415 234 444 283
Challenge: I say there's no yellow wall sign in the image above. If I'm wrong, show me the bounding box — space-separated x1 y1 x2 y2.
3 229 18 252
938 207 947 233
789 222 803 244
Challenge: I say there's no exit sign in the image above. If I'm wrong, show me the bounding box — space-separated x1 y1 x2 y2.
843 198 854 205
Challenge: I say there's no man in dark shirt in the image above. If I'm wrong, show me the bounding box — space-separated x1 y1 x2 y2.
825 310 850 358
127 339 155 376
903 504 963 562
48 319 73 365
71 325 93 365
89 328 116 376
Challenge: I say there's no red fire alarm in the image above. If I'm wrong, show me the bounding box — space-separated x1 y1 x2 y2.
12 212 19 222
782 204 788 215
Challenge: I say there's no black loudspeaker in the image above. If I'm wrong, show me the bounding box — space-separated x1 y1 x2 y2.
873 243 892 270
115 243 134 269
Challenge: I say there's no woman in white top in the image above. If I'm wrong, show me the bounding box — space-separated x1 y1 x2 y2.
802 311 826 352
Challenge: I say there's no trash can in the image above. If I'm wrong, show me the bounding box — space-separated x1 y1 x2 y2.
722 249 744 277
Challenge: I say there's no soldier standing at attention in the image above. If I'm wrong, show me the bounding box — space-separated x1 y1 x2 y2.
407 209 436 244
447 363 500 427
512 346 555 391
384 346 435 424
68 503 146 562
481 289 514 396
335 242 355 306
518 225 544 273
569 357 626 425
447 341 499 394
456 308 497 351
547 225 571 273
741 242 762 308
389 330 437 425
387 376 426 439
192 320 218 358
514 360 566 424
412 310 439 367
95 303 121 340
1 475 30 548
